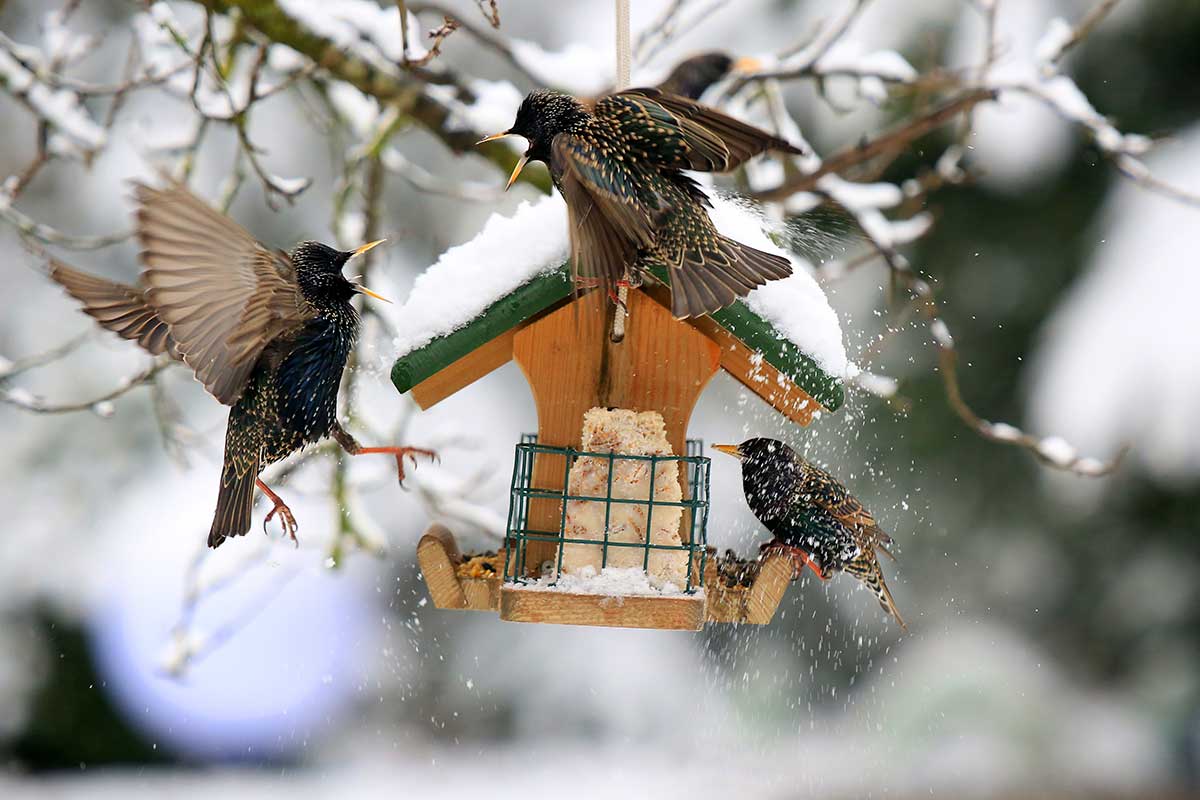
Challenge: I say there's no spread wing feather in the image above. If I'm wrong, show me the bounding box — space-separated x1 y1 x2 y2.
552 134 658 290
48 260 180 358
136 183 309 405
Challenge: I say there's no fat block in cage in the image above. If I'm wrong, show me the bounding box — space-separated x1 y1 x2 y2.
559 408 688 589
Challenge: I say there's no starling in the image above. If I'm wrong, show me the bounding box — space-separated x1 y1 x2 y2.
714 439 906 629
49 182 435 548
656 53 761 101
478 86 802 318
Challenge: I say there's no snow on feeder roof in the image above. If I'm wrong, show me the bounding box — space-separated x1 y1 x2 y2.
393 191 849 629
390 193 847 420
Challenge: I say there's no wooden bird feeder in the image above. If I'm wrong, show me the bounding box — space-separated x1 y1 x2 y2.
393 263 843 630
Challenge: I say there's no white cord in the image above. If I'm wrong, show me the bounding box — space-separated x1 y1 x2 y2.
611 0 632 342
615 0 632 89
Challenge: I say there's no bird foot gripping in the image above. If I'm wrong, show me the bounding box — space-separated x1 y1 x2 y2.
760 542 828 581
256 479 298 546
353 446 439 485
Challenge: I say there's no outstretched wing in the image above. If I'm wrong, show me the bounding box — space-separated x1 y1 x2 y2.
601 88 803 173
136 183 309 405
551 133 661 289
49 259 180 358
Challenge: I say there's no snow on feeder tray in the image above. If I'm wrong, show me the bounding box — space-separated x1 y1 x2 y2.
394 196 847 630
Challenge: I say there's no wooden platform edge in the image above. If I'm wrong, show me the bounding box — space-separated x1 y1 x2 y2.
416 524 468 609
703 552 793 624
499 585 706 631
416 524 789 627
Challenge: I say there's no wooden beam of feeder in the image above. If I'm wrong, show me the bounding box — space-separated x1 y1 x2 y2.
417 524 468 609
500 586 706 630
743 553 793 624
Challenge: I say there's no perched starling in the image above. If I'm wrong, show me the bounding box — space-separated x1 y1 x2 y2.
656 52 761 101
479 87 802 318
49 183 435 548
714 438 905 629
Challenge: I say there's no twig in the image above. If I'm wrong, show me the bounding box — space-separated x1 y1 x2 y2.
752 89 996 202
1046 0 1122 66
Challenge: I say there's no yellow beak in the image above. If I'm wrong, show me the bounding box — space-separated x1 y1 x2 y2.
352 239 386 257
346 241 390 302
731 56 764 74
505 154 529 191
354 284 391 303
476 131 512 145
712 444 743 460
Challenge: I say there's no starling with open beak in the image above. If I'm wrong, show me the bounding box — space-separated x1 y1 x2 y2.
714 438 906 629
49 182 435 548
477 85 801 319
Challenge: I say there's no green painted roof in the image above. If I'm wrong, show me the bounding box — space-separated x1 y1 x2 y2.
391 264 844 412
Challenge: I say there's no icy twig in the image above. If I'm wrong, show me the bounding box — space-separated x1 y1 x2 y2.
634 0 728 67
1041 0 1122 67
0 359 170 414
752 89 996 202
407 3 538 84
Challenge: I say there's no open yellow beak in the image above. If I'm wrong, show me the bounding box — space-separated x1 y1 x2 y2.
712 444 743 460
504 154 529 191
476 131 512 145
352 239 386 257
354 284 391 303
346 240 390 302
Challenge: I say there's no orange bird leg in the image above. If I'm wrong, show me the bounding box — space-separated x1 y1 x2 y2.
793 549 830 581
759 542 829 581
331 423 438 486
606 277 632 308
350 446 439 485
256 479 298 545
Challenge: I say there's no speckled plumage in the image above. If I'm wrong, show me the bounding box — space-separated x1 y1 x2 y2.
211 242 361 545
47 184 425 550
718 438 906 628
500 88 802 318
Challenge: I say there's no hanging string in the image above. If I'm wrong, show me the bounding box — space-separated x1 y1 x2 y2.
611 0 632 343
615 0 632 88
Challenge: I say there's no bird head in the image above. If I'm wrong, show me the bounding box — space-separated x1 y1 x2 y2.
658 53 764 100
291 240 390 306
712 437 792 469
477 90 589 190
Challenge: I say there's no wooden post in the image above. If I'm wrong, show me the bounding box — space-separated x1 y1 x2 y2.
417 524 467 609
511 289 721 574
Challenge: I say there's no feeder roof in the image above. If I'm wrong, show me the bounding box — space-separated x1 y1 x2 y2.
391 194 847 413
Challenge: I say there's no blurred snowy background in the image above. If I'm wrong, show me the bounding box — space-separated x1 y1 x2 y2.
1 0 1199 798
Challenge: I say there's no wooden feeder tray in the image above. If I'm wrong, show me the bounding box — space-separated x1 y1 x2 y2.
417 524 793 631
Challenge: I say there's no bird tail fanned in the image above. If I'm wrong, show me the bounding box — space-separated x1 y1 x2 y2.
667 235 793 319
847 557 907 631
208 462 257 548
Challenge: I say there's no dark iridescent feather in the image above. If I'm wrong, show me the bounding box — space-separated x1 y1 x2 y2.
719 438 906 628
500 89 803 318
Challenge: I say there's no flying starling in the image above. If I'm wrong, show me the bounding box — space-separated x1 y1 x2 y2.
49 182 435 548
713 438 906 629
478 87 802 319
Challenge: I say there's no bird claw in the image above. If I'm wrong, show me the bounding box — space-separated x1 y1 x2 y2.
263 500 299 546
760 543 827 581
394 447 438 487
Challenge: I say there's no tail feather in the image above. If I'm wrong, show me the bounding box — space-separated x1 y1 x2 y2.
208 462 257 548
846 556 907 630
667 236 793 318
